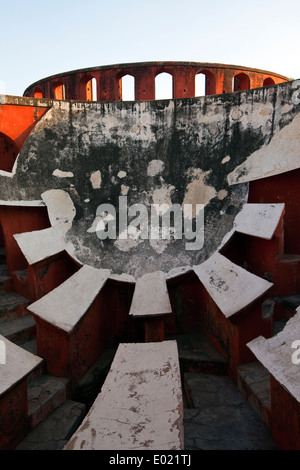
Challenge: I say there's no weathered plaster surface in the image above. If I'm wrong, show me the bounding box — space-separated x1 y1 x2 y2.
1 81 300 278
228 112 300 185
247 309 300 402
64 340 184 450
0 334 42 396
232 203 285 240
14 226 66 265
129 271 172 317
193 252 273 318
28 265 110 333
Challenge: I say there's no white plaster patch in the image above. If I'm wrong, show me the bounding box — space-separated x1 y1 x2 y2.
217 189 228 200
52 169 74 178
147 160 165 177
90 170 102 189
152 185 175 213
281 104 293 114
121 184 129 196
41 189 76 233
221 156 231 164
117 170 127 179
231 108 243 121
182 168 216 217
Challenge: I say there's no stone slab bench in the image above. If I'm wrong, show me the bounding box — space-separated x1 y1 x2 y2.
27 265 110 388
247 308 300 402
14 225 80 301
14 226 66 266
193 251 273 364
220 203 285 246
247 308 300 449
65 340 184 450
0 333 43 449
129 271 172 342
194 252 273 319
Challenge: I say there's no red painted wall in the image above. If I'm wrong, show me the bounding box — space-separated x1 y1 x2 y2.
23 62 289 102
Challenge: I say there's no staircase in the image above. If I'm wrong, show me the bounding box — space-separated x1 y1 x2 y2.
168 331 277 450
0 251 87 450
0 241 292 450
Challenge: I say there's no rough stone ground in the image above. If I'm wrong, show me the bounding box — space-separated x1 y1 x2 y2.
15 401 86 450
183 373 276 450
173 332 276 450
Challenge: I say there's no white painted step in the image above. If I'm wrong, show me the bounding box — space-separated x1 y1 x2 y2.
247 307 300 403
14 226 66 265
194 252 273 318
129 271 172 318
27 265 110 333
65 340 184 450
0 334 43 397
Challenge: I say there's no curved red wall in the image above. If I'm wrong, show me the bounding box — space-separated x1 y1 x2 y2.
23 61 289 102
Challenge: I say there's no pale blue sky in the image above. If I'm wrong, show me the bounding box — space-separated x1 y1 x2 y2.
1 0 299 96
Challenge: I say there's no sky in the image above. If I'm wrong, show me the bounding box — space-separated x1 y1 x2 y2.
0 0 300 97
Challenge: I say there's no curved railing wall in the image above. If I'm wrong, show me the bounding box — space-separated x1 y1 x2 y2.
23 61 289 102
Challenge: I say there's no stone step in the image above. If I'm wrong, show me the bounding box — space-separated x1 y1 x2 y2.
15 400 86 450
12 268 30 298
0 290 30 323
274 293 300 320
27 374 71 430
0 275 12 292
22 338 37 355
275 255 300 296
236 361 271 428
74 347 117 408
0 314 36 345
167 332 228 375
0 264 12 291
183 372 276 450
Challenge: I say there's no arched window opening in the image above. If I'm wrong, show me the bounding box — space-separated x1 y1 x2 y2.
91 78 97 101
155 72 173 100
233 73 250 92
86 78 98 101
263 77 275 87
34 88 43 98
54 83 66 100
195 71 216 96
0 133 19 172
195 73 206 96
120 75 135 101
